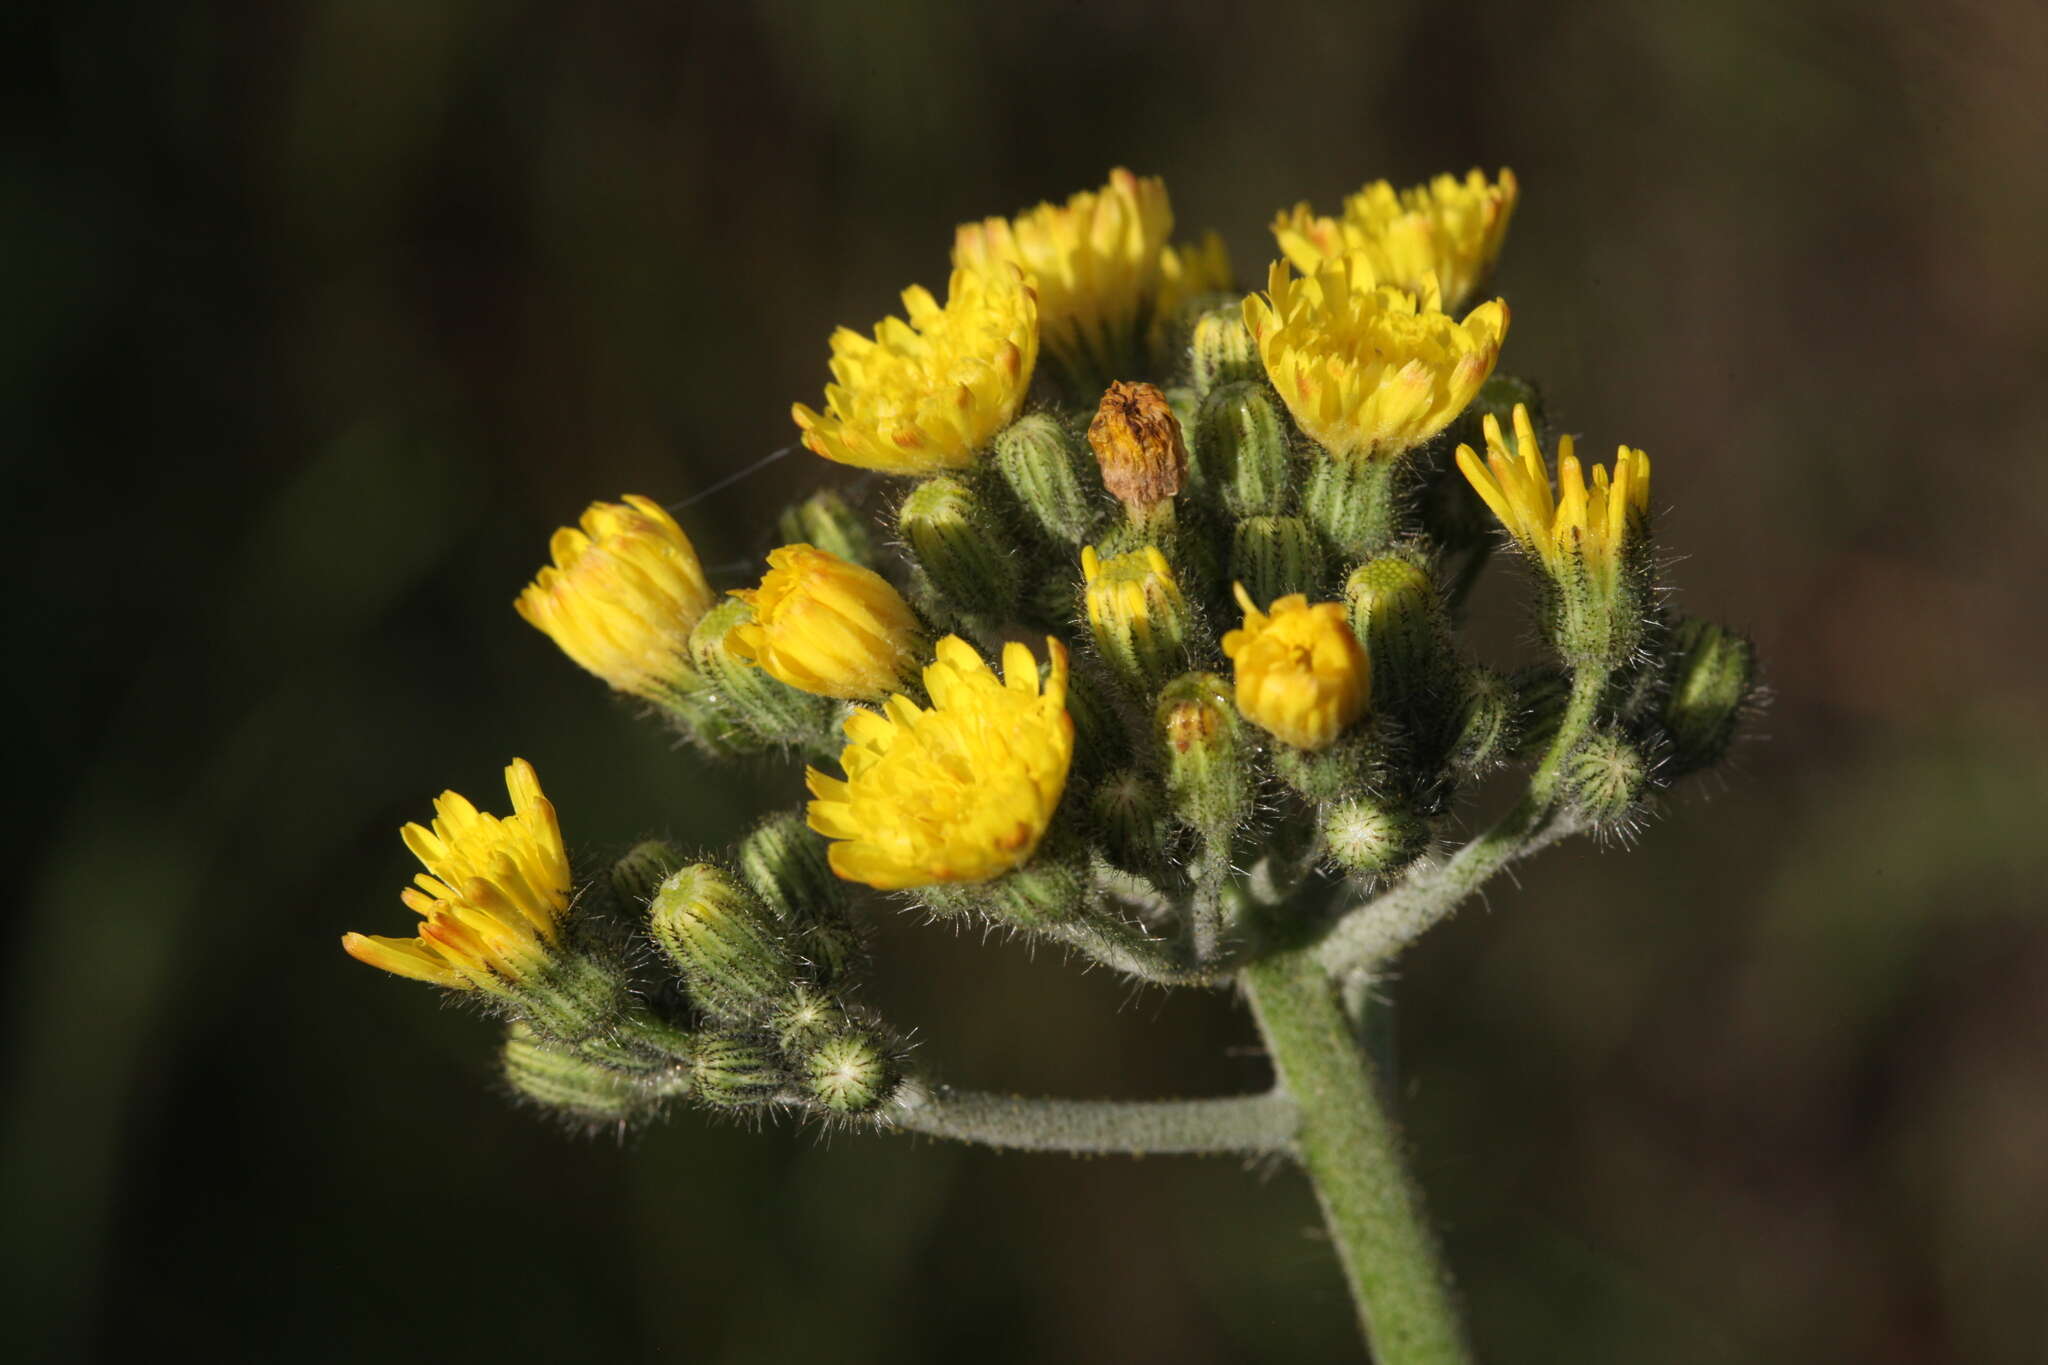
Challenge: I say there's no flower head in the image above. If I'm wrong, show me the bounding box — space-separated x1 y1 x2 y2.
1222 585 1372 751
1082 543 1191 689
1273 168 1518 312
954 168 1173 385
806 636 1073 889
515 495 713 703
1454 402 1651 593
1243 256 1508 462
727 544 925 701
343 759 571 990
792 265 1038 474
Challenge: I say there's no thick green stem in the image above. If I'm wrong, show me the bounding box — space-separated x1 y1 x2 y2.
1243 949 1471 1365
1317 667 1606 976
886 1081 1296 1155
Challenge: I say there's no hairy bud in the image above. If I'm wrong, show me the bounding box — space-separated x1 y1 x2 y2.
503 1023 679 1124
1157 672 1252 836
650 864 802 1022
803 1028 898 1114
777 488 878 570
1190 307 1260 396
899 475 1019 621
1196 381 1291 519
1082 544 1196 693
1562 729 1652 829
1231 515 1322 609
1322 798 1430 878
1658 618 1755 777
1091 767 1165 875
610 839 684 909
690 1034 786 1109
995 414 1102 547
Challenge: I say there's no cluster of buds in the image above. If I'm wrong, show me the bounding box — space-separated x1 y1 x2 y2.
346 166 1758 1131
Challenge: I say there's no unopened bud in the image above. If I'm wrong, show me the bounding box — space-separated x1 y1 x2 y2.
1091 767 1165 875
1233 515 1322 612
1190 307 1260 396
689 1034 786 1109
1322 798 1430 877
1081 544 1196 693
650 864 801 1022
1304 455 1402 559
994 414 1103 547
803 1028 898 1114
688 599 838 749
1659 618 1755 777
1062 661 1130 776
777 488 877 569
1562 729 1652 828
1345 555 1455 717
771 986 849 1056
1158 673 1252 836
1196 381 1291 518
503 1023 676 1124
738 811 862 985
1451 667 1517 774
898 475 1019 621
610 839 683 909
1088 381 1187 523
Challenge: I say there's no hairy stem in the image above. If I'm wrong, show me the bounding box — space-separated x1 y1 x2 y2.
1317 667 1606 976
886 1081 1297 1155
1243 948 1471 1365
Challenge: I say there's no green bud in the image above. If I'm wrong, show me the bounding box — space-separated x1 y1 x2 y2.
1157 672 1252 837
1091 767 1165 876
1271 723 1385 805
1562 729 1652 829
1304 456 1402 560
1062 661 1130 777
1322 797 1430 878
1451 667 1517 774
899 475 1019 622
649 864 801 1022
1081 543 1198 694
994 414 1102 547
501 951 631 1048
1232 516 1323 609
1190 307 1261 396
611 839 684 909
690 1033 786 1109
503 1022 675 1124
1194 381 1291 518
777 488 877 569
1344 555 1450 712
688 599 838 749
951 858 1086 929
1548 548 1652 672
738 812 841 926
803 1028 898 1114
770 986 850 1056
1659 618 1756 777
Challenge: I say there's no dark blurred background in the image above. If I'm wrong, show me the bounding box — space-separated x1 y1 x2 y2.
6 1 2046 1360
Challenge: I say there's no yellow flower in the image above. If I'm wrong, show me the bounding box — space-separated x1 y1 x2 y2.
1222 585 1372 751
1081 543 1190 687
1454 403 1651 591
954 167 1173 384
515 495 713 703
791 265 1038 474
1152 231 1236 348
343 759 571 990
1273 168 1519 312
806 636 1073 889
1243 256 1508 461
727 544 925 701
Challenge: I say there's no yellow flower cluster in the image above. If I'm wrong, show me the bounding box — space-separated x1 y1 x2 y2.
1273 169 1518 312
515 496 713 703
792 265 1039 474
953 167 1174 383
1222 586 1372 751
1455 403 1652 588
807 637 1073 889
728 545 925 701
1244 257 1508 462
343 759 571 990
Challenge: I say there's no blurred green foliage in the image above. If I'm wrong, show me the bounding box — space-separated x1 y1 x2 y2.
5 0 2047 1361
